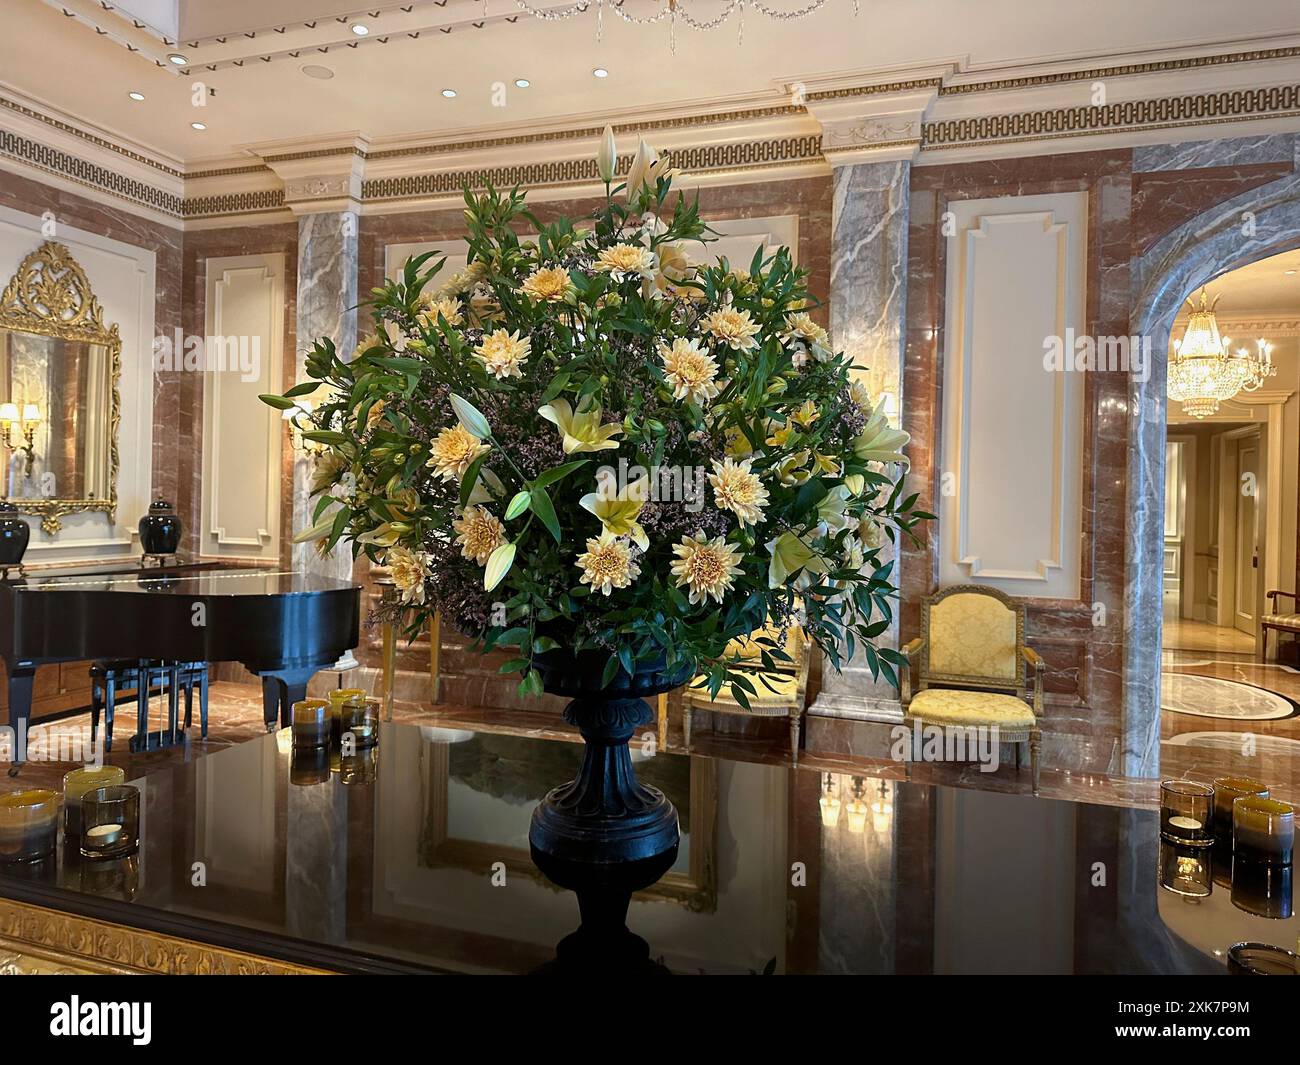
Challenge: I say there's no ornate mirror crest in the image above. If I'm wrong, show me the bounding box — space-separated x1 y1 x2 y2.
0 241 122 535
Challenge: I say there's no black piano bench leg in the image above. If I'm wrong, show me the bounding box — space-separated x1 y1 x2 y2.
199 668 209 739
104 675 116 753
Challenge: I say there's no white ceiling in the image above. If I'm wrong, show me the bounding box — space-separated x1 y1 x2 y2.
1190 248 1300 319
5 0 1300 165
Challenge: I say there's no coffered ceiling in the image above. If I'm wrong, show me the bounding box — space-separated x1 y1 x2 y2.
6 0 1300 166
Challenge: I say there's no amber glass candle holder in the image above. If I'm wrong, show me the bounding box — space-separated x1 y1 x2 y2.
290 746 330 787
1158 840 1213 898
328 688 367 745
62 765 125 836
0 789 60 863
1212 777 1269 842
1233 796 1295 865
1231 859 1293 920
340 700 379 750
80 784 140 860
1160 780 1214 846
291 699 331 750
340 747 378 786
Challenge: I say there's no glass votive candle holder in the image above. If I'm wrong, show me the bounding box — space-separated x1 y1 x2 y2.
79 854 140 902
1231 859 1293 919
0 790 60 863
340 747 378 786
291 698 331 750
340 700 379 750
62 765 125 836
328 688 367 745
1232 796 1295 865
1158 840 1213 898
290 746 330 786
1213 777 1269 841
1160 779 1214 846
80 784 140 860
1226 942 1300 975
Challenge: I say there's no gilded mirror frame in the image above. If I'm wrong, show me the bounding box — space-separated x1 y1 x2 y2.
0 241 122 535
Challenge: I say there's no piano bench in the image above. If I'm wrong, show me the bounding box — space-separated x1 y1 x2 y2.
90 661 209 752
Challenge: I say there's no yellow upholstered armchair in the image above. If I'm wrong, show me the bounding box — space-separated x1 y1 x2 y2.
900 585 1044 793
678 622 810 760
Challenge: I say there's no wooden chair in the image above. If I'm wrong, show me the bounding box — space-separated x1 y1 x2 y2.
679 623 811 761
900 585 1043 793
1259 590 1300 662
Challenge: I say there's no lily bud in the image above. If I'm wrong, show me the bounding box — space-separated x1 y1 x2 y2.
624 137 657 200
596 124 617 183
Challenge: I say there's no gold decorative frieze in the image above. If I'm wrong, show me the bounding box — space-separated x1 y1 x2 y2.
0 898 329 975
923 85 1300 149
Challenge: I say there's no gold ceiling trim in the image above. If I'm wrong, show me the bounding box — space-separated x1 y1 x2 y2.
940 45 1300 96
0 897 330 975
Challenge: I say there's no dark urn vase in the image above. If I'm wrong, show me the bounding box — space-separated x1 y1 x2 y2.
0 501 29 568
138 499 182 555
529 649 688 867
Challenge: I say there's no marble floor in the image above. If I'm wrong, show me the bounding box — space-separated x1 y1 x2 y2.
7 666 1297 813
1163 617 1256 656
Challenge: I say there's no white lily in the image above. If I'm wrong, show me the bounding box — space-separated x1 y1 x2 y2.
624 137 657 199
596 124 617 183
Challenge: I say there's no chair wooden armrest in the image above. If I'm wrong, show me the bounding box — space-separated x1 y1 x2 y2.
1266 589 1298 611
900 637 925 707
1020 646 1043 717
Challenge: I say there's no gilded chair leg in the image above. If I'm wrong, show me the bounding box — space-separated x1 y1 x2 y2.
682 704 693 750
1030 730 1042 795
789 712 801 764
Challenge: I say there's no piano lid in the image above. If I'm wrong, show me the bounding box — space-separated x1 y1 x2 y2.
8 567 358 597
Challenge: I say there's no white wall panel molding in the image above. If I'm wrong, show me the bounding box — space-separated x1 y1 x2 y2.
200 253 285 562
940 192 1087 600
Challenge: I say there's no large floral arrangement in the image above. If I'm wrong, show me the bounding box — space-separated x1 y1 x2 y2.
264 130 925 703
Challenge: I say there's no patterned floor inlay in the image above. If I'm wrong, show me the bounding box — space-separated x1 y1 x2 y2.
1160 672 1295 720
1164 730 1300 756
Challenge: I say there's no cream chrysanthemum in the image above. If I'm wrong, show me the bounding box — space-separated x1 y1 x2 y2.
782 311 829 350
671 532 744 605
520 266 574 303
708 457 769 528
417 294 464 329
576 533 640 596
452 505 506 565
659 338 720 405
386 545 431 606
847 379 873 414
473 328 531 380
427 424 490 482
701 305 761 352
594 243 656 283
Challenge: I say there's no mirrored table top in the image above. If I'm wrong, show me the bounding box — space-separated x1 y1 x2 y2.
5 565 355 596
0 723 1292 974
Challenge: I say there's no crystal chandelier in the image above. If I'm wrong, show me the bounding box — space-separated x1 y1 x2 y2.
1167 288 1275 419
513 0 839 48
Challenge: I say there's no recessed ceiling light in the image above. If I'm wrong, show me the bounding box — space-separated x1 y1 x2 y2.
1286 269 1298 276
301 64 334 80
127 91 145 101
514 78 530 88
441 88 457 98
351 23 369 36
190 122 206 130
592 67 609 78
167 53 188 66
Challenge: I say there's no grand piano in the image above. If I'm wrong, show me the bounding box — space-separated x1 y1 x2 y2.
0 561 360 762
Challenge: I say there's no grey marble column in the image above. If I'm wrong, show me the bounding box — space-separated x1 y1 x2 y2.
293 210 359 582
811 161 911 723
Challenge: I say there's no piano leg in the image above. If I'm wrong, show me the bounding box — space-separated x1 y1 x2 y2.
4 663 35 768
260 668 317 731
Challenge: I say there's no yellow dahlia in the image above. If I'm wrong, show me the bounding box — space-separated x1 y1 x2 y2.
702 305 760 352
671 532 743 605
660 338 720 405
576 533 641 596
474 328 531 380
428 424 490 482
708 458 769 528
520 266 574 303
417 294 464 329
452 505 506 565
594 243 656 283
386 546 431 606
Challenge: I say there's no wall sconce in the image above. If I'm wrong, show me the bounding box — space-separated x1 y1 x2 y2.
282 401 323 455
0 401 41 478
870 780 894 835
846 777 870 834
